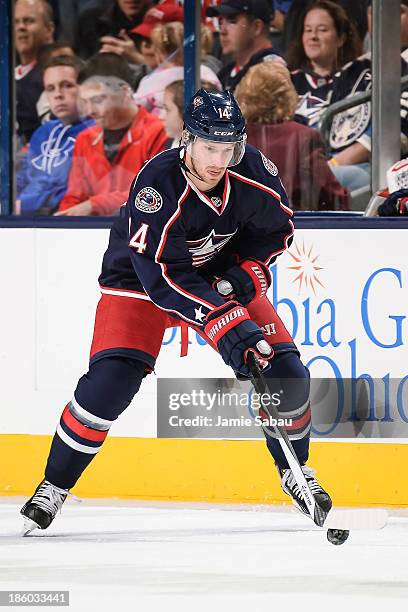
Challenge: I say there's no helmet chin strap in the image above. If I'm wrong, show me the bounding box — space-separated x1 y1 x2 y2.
179 147 208 184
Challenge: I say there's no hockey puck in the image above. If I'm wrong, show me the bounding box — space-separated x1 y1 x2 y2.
327 528 350 545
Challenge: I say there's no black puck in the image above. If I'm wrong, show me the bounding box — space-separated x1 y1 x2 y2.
327 529 350 545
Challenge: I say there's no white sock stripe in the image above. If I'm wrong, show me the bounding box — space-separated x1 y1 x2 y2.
278 398 310 419
71 396 114 428
68 401 110 432
56 424 101 455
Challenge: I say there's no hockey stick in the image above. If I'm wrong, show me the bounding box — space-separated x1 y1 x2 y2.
248 353 388 532
248 353 327 527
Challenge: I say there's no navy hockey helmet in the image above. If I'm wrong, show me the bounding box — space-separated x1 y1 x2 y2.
182 89 247 166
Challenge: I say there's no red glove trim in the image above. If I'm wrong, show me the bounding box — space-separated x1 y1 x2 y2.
204 303 250 344
239 259 271 300
243 346 274 367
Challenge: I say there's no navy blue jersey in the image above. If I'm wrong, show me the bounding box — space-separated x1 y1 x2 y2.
291 68 334 129
329 51 408 153
98 145 294 328
219 48 286 92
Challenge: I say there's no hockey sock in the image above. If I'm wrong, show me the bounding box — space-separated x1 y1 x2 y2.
45 357 146 489
261 352 311 469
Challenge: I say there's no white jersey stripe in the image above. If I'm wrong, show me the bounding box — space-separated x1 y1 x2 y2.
265 219 294 265
100 287 151 301
228 169 293 216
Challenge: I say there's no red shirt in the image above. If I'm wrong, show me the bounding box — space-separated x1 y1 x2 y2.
59 106 167 215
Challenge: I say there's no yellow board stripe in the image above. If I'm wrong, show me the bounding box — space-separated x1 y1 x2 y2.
2 434 408 506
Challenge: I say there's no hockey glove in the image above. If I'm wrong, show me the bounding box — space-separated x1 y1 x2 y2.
204 301 273 377
214 259 271 305
378 189 408 216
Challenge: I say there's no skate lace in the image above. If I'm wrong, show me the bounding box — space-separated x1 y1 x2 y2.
31 481 81 515
302 467 324 494
283 467 323 498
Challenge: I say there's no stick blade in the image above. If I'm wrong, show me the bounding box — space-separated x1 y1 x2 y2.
324 508 388 530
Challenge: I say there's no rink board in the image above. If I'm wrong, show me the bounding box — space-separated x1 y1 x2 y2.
0 221 407 505
2 434 408 506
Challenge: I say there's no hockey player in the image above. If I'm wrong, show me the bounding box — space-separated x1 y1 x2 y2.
21 89 332 533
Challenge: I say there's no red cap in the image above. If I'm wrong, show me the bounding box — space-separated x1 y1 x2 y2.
131 3 184 39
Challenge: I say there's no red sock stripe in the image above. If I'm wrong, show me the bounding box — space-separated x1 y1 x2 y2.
286 405 311 431
62 406 109 442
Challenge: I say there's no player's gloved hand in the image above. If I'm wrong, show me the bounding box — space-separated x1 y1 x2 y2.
204 301 273 377
214 259 271 306
377 189 408 216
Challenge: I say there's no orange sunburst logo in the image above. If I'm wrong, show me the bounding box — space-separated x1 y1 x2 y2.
287 241 324 294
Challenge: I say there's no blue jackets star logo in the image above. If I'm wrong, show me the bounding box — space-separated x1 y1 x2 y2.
187 229 237 267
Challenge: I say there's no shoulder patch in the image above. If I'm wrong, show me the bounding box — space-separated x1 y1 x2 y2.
135 186 162 213
261 152 278 176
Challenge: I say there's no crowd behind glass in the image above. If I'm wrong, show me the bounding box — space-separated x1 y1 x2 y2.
12 0 408 217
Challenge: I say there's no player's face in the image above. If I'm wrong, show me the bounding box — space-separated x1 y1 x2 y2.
162 90 183 139
15 0 54 59
78 80 128 129
186 138 235 188
302 9 343 70
43 66 80 123
218 14 256 58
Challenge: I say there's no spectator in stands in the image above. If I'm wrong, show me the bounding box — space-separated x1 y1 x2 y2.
112 2 186 90
161 80 219 149
268 1 293 52
37 42 75 67
281 0 367 54
98 2 180 68
56 0 111 47
288 1 361 128
273 1 292 33
235 61 350 210
56 53 167 216
206 0 285 91
15 0 55 144
134 22 221 116
35 42 76 124
327 0 408 191
16 56 92 216
162 80 184 149
74 0 152 59
130 3 222 76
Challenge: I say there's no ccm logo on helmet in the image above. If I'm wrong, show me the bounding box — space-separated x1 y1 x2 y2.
214 131 234 136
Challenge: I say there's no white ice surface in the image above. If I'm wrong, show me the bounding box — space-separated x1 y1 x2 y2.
1 499 407 612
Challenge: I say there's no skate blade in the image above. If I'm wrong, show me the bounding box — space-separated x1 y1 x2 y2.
21 517 41 537
324 508 388 531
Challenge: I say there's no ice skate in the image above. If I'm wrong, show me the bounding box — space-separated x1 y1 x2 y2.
20 480 69 535
278 465 332 517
